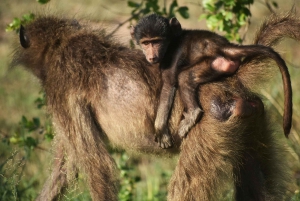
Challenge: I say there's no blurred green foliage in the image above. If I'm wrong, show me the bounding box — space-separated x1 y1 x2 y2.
200 0 254 42
5 13 35 33
127 0 189 20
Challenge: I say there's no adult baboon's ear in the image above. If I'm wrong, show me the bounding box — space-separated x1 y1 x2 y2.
20 25 30 48
169 17 182 37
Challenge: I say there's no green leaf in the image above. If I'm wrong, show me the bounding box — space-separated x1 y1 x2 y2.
204 3 216 12
9 136 20 144
224 11 233 21
169 0 178 16
145 0 160 13
207 14 220 23
241 7 251 16
21 116 28 125
6 18 21 32
272 1 278 8
238 13 247 25
33 118 41 128
37 0 50 4
177 6 189 19
224 0 235 7
218 20 224 31
22 13 35 21
214 1 223 10
35 97 45 109
45 133 54 141
6 13 35 32
127 1 140 8
199 13 208 21
12 17 22 25
24 137 38 149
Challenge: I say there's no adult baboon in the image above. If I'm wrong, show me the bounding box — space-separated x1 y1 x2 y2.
12 12 297 201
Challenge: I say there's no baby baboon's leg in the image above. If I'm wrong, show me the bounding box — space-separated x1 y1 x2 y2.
177 62 209 138
177 57 242 138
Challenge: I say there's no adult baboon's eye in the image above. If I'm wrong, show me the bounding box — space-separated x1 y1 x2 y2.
20 25 30 48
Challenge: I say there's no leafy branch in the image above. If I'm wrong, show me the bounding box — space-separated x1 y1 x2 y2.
108 0 189 36
199 0 254 43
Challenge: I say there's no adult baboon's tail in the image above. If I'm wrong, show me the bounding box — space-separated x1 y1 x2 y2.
254 11 300 46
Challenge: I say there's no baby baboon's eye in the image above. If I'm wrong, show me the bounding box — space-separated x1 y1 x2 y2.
142 41 150 46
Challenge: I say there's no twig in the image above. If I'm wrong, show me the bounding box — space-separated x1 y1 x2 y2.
260 89 283 115
264 0 276 13
261 89 300 146
107 0 145 37
107 16 136 37
0 130 9 138
35 145 50 152
100 4 128 16
107 10 144 37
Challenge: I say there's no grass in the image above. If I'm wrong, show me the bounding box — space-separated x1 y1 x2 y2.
1 0 300 200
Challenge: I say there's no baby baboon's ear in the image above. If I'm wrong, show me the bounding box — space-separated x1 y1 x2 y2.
130 25 136 40
169 17 182 37
20 25 30 48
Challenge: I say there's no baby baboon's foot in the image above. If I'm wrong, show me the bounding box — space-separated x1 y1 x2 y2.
178 108 203 138
155 129 173 149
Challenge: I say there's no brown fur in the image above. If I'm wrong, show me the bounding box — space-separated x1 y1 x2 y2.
11 12 296 200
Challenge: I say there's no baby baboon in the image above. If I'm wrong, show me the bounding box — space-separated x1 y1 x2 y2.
131 13 292 148
12 12 297 201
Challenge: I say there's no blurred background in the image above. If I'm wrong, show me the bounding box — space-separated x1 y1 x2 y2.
1 0 300 200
